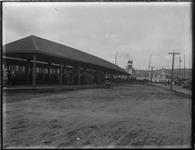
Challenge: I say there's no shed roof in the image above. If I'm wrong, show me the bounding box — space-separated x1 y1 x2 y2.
3 35 128 74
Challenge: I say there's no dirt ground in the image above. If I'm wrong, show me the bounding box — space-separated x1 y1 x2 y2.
3 84 191 148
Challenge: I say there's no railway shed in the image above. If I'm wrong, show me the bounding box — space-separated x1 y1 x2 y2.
3 35 129 88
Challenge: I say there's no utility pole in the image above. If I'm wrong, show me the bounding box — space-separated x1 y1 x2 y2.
168 51 180 90
150 66 154 83
148 54 152 81
145 67 147 84
179 57 182 79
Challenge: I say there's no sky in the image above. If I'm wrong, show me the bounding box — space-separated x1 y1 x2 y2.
3 2 192 70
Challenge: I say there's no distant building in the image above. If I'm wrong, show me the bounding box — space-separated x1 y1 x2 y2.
149 68 170 83
126 60 133 74
125 60 136 79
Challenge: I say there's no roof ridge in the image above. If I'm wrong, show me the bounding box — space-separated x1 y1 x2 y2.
30 35 39 50
29 35 124 70
4 35 128 74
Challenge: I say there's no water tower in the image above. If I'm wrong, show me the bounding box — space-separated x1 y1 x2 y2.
127 60 133 75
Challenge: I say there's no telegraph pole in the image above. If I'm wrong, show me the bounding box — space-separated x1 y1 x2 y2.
148 55 152 71
148 55 152 81
145 67 147 83
150 66 154 82
179 57 182 77
168 51 180 90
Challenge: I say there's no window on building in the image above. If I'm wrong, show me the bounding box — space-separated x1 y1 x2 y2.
41 67 44 74
45 68 48 73
18 66 21 72
10 65 13 71
36 67 39 73
16 65 19 72
23 66 25 72
19 66 21 72
19 66 25 72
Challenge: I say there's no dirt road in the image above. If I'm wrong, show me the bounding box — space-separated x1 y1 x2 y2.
3 84 191 148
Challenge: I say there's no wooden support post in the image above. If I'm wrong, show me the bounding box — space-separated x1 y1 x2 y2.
60 60 63 86
47 62 51 84
83 67 86 84
72 67 75 85
77 64 80 85
63 65 66 85
25 59 30 84
32 55 37 88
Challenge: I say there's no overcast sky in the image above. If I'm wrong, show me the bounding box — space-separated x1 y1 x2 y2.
3 2 192 70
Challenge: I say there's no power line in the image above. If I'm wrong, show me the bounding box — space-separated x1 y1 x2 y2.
168 51 180 90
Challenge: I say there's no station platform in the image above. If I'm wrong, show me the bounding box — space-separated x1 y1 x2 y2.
3 84 105 93
2 82 129 93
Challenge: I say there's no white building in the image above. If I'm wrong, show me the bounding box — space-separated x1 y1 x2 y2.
149 68 170 83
